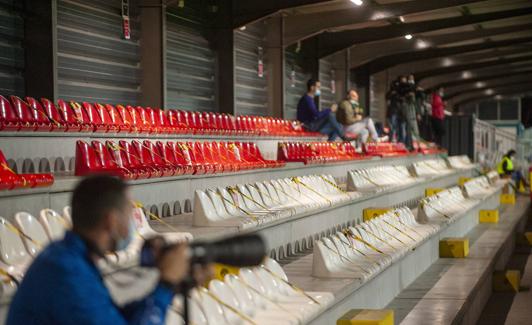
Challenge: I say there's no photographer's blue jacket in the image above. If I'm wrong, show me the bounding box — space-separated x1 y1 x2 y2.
7 231 174 325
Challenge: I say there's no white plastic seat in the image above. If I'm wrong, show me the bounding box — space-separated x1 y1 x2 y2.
39 209 67 240
62 206 72 224
14 212 50 257
0 217 32 277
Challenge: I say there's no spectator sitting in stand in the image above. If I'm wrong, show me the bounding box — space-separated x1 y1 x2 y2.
297 79 355 141
337 89 388 143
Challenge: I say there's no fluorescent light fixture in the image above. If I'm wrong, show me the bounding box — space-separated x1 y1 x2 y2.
404 34 413 40
239 26 246 31
442 58 453 67
475 82 485 88
485 89 494 95
416 39 430 49
398 16 405 23
462 71 472 79
350 0 363 6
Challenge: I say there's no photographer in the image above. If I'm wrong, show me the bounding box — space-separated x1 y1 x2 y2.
7 175 193 325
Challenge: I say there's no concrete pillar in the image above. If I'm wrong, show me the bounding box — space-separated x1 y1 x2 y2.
140 0 165 108
265 16 284 118
24 0 57 100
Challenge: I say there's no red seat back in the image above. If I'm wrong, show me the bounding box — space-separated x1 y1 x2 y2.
0 95 21 130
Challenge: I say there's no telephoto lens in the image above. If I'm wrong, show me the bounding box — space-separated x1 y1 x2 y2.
140 233 266 268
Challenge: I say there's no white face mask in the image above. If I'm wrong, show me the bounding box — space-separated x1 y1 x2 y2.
115 218 135 251
350 99 359 106
315 89 321 97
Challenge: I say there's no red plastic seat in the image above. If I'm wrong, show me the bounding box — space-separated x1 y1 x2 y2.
82 102 107 132
165 142 194 175
135 140 175 177
200 142 224 173
67 100 94 132
10 96 53 131
173 142 206 175
135 107 153 134
166 110 189 134
152 108 173 134
0 150 53 188
115 105 135 133
55 100 84 132
89 141 136 179
190 142 215 174
0 95 22 131
154 141 186 176
125 105 142 133
105 141 150 179
38 98 69 132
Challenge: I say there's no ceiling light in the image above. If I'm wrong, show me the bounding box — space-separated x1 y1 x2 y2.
442 58 453 67
404 34 413 40
494 95 502 100
239 26 246 31
350 0 363 6
415 39 430 49
462 71 472 79
485 89 494 95
398 16 405 23
475 82 485 88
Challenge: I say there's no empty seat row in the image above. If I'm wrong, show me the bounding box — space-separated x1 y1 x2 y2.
463 175 498 199
75 140 283 179
447 155 474 169
346 165 417 192
362 142 411 157
0 150 54 190
194 175 359 229
0 206 191 301
168 258 333 325
277 142 365 164
312 207 439 279
411 158 452 177
0 208 71 296
0 95 321 137
417 186 479 224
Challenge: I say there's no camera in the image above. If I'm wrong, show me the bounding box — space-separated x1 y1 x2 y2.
140 233 267 268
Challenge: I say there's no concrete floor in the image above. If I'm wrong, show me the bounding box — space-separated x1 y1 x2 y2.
477 209 532 325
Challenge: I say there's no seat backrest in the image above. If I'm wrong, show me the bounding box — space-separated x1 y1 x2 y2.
39 209 67 240
0 217 30 266
15 212 50 256
63 206 72 224
82 102 103 125
75 140 101 176
40 98 65 124
0 95 20 125
25 97 53 125
10 96 38 125
131 207 154 236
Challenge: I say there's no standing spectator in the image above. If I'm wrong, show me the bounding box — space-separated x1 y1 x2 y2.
297 79 353 141
386 77 404 143
431 86 446 146
401 74 421 150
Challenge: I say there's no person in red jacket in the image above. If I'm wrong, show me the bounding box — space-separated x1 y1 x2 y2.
431 87 446 146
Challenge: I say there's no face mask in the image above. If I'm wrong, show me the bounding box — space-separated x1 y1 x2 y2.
408 80 415 84
315 89 321 97
439 91 444 97
115 218 136 251
350 100 359 106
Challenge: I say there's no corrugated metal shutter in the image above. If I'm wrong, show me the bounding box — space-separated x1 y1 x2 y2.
234 22 267 116
284 49 311 120
0 0 24 96
319 56 335 110
166 10 216 111
56 0 141 105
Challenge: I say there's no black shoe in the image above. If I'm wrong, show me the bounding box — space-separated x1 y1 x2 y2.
341 135 357 142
